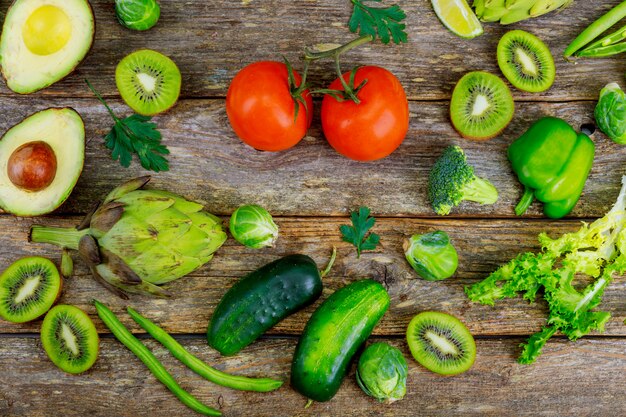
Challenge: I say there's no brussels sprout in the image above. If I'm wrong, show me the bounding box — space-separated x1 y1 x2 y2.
115 0 160 31
595 82 626 144
356 342 407 403
403 230 458 281
229 205 279 249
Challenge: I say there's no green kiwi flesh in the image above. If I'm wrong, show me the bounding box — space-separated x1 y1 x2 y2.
497 30 555 93
115 49 181 116
450 71 514 140
0 257 61 323
406 311 476 375
41 304 99 374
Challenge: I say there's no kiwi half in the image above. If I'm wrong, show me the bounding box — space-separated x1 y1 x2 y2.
115 49 181 116
406 311 476 375
41 304 99 374
450 71 514 140
497 30 555 93
0 257 62 323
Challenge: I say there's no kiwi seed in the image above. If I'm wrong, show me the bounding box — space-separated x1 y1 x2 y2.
115 49 182 116
0 257 62 323
497 30 555 93
450 71 514 141
41 304 99 374
406 311 476 375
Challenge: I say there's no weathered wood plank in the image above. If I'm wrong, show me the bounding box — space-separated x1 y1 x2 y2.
1 336 624 417
2 215 626 337
0 1 621 101
0 98 619 218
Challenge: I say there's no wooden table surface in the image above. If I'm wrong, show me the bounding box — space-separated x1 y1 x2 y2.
2 1 626 416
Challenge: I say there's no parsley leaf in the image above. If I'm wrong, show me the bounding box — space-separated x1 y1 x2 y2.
86 80 170 172
340 206 381 258
348 0 407 45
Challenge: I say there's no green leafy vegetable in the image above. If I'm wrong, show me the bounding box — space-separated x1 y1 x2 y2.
356 342 407 403
348 0 407 45
86 80 170 172
595 82 626 144
404 231 458 281
466 176 626 364
340 206 380 258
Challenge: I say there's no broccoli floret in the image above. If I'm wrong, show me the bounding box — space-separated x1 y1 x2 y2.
428 145 498 216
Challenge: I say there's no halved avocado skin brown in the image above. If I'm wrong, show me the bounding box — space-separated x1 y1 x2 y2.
0 0 96 94
0 107 85 217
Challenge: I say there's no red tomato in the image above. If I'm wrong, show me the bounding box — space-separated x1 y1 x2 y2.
226 61 313 152
321 66 409 161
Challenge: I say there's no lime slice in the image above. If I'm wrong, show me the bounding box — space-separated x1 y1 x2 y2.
431 0 483 39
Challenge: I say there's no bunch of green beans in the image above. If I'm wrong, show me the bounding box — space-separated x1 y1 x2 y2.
95 301 283 416
565 1 626 58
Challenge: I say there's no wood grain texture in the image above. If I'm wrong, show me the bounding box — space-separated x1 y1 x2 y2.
3 215 626 337
0 1 623 101
0 98 621 218
1 336 624 417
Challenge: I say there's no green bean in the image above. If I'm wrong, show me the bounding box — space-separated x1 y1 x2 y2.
93 301 221 417
582 24 626 51
564 1 626 58
127 307 283 392
576 41 626 58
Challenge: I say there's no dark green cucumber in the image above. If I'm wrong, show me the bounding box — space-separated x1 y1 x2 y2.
207 254 323 356
291 279 390 402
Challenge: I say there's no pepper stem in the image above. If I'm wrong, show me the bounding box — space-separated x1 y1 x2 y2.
515 187 536 216
30 225 89 251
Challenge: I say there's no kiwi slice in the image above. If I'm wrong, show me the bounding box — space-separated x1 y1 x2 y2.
497 30 555 93
450 71 514 140
115 49 182 116
406 311 476 375
41 304 99 374
0 257 62 323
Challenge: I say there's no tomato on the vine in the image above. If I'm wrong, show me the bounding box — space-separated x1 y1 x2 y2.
321 66 409 161
226 61 313 152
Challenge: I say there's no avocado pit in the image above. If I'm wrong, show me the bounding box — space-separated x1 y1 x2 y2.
8 141 57 191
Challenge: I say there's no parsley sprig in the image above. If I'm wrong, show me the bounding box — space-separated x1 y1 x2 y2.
348 0 408 45
340 206 381 258
86 80 170 172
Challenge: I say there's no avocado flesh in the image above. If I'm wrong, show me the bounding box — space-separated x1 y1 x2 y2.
0 108 85 216
0 0 94 94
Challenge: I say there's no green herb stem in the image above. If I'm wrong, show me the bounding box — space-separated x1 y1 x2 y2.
126 307 283 393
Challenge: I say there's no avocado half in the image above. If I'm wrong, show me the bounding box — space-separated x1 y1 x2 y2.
0 0 95 94
0 108 85 216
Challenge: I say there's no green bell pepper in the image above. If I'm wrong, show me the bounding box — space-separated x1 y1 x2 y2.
508 117 595 219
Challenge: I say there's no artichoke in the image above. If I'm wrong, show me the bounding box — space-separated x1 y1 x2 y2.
30 177 227 298
474 0 573 25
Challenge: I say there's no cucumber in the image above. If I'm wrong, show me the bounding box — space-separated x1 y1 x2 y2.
207 254 323 356
291 279 390 402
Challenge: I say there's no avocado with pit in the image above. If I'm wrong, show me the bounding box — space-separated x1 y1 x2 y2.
0 0 95 94
0 108 85 216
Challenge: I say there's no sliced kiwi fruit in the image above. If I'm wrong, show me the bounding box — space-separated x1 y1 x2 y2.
115 49 181 116
41 304 99 374
406 311 476 375
450 71 514 140
497 30 555 93
0 257 62 323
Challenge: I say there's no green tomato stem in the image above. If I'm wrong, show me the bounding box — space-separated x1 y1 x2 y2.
29 225 89 251
94 301 222 417
126 307 283 392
